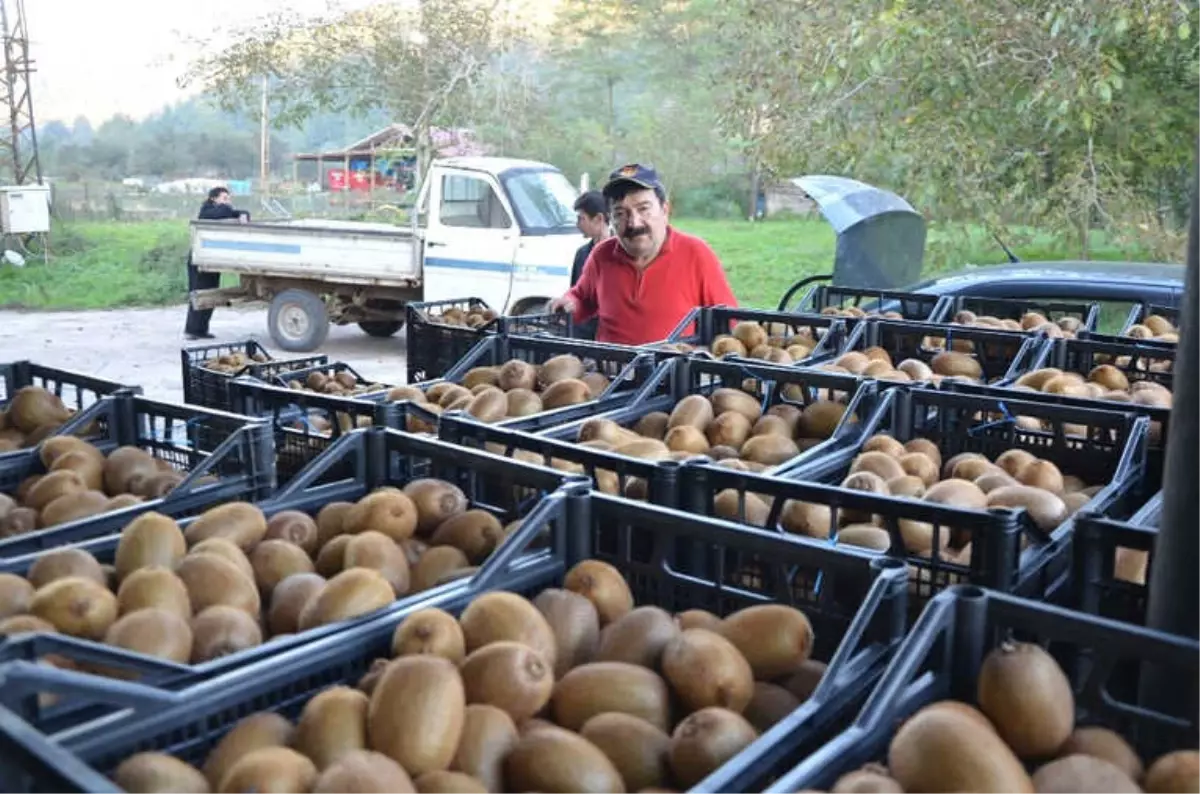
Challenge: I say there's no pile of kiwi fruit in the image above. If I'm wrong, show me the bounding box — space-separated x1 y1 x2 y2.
1010 366 1172 443
0 385 96 452
817 306 907 321
657 320 826 364
728 434 1101 565
109 557 828 793
199 351 270 374
283 369 391 398
388 354 614 427
0 479 518 670
422 305 498 329
946 308 1088 339
811 346 993 385
811 640 1198 793
0 436 213 538
1124 312 1179 344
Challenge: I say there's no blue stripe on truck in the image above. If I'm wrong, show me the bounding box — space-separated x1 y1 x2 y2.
201 239 303 255
426 256 570 277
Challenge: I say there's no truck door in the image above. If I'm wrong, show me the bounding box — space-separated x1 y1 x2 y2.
421 168 521 311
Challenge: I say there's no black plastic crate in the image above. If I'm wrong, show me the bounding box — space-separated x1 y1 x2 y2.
1067 491 1163 627
935 294 1102 335
0 394 276 559
680 385 1153 601
179 339 328 413
535 354 879 478
942 335 1174 486
273 361 397 398
649 305 850 365
0 362 141 413
1119 302 1181 340
768 584 1198 792
2 492 911 794
825 317 1051 385
409 333 662 432
405 297 577 383
792 284 950 323
0 427 586 737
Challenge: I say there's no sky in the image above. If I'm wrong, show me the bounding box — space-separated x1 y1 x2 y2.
25 0 382 125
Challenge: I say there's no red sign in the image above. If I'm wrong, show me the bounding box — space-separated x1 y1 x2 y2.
327 169 348 191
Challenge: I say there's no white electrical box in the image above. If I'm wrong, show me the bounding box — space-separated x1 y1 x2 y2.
0 185 50 234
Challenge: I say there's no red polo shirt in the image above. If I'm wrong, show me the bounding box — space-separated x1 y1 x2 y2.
566 228 738 345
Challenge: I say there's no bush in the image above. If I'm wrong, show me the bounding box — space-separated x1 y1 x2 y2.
671 178 749 219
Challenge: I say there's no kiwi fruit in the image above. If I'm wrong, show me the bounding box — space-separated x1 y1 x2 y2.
662 628 754 712
176 553 262 617
0 573 33 619
343 531 411 596
668 707 759 788
1144 750 1199 793
27 547 106 589
452 704 518 792
458 591 558 671
217 746 317 793
977 640 1074 758
503 724 625 794
581 712 672 791
116 566 192 620
412 545 471 591
634 412 671 439
30 576 118 639
202 712 295 789
315 501 354 547
429 510 504 564
25 469 88 511
1058 727 1144 782
412 770 486 793
460 640 554 721
595 605 680 669
391 607 466 663
887 701 1032 792
403 479 469 535
104 607 193 664
720 604 813 679
563 559 634 626
263 510 320 555
113 752 210 794
267 573 326 636
250 539 316 596
314 749 416 793
831 764 904 793
344 488 419 541
316 535 352 578
293 686 370 770
188 538 255 583
111 513 187 583
497 360 538 391
552 661 673 731
39 490 111 527
368 654 466 777
299 567 394 630
1032 754 1140 793
190 605 264 663
532 587 600 677
184 502 268 551
1 506 37 536
743 681 803 732
0 614 55 635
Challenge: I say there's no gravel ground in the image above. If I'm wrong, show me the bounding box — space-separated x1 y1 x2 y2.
0 304 410 403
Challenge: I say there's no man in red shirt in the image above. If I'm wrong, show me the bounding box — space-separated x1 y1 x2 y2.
549 164 738 345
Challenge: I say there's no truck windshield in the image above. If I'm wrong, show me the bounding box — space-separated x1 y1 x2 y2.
502 169 579 235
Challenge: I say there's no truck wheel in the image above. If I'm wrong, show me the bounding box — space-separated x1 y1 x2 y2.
358 320 404 338
268 289 330 352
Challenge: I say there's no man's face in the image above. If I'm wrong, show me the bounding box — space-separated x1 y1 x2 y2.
576 210 608 241
214 191 231 205
611 188 669 260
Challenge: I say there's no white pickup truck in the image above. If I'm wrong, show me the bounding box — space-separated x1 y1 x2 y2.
189 156 586 351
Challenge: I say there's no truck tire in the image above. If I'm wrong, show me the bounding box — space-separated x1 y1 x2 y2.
358 320 404 338
509 297 553 316
268 289 330 352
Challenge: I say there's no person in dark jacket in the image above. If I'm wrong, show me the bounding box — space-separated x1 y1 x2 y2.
185 186 249 340
569 190 610 339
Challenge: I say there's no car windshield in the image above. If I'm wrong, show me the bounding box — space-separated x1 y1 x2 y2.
502 169 579 234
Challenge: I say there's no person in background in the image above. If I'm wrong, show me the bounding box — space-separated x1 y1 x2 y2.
569 190 611 339
184 186 249 340
550 164 737 345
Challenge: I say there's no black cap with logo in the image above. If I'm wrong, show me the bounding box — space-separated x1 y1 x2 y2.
602 163 665 200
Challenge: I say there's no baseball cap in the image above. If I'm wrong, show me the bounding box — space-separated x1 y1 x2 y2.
602 163 665 199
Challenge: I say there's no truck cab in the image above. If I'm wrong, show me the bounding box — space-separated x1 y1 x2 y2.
189 157 586 351
415 157 585 316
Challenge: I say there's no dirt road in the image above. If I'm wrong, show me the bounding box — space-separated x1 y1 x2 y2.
0 304 409 403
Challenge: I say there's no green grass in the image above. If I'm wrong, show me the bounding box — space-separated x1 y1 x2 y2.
0 216 1162 312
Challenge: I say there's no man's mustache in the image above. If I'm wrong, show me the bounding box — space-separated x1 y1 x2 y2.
622 227 649 238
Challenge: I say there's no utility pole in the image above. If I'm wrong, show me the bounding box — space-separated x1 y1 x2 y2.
0 0 40 186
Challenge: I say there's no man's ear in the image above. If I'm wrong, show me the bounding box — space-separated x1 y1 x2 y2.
662 199 672 218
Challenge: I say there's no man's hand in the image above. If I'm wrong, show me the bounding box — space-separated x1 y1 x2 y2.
549 294 577 314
